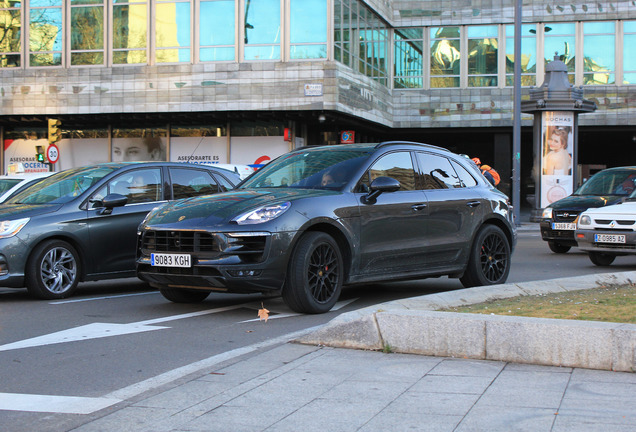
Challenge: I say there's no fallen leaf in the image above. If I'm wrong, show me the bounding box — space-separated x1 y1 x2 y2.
258 303 270 322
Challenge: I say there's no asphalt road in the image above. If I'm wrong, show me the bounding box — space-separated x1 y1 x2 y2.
0 227 634 430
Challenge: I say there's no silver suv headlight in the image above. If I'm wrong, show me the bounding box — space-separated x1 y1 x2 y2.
0 217 30 239
578 214 591 226
233 202 291 225
542 207 553 219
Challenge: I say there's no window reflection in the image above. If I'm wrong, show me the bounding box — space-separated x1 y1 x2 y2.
71 2 105 66
467 25 498 87
113 1 147 64
290 0 326 59
430 26 460 88
156 0 190 63
0 0 21 67
624 21 636 84
199 0 235 61
244 0 280 60
505 24 536 86
582 21 615 85
394 28 423 88
29 2 63 66
544 23 575 83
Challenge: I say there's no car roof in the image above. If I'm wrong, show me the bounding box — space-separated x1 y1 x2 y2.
290 141 451 154
1 171 54 180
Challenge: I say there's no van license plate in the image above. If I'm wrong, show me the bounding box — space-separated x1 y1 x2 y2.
594 234 626 244
552 222 575 230
151 253 191 268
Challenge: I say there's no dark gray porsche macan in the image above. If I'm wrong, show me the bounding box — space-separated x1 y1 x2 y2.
137 142 517 314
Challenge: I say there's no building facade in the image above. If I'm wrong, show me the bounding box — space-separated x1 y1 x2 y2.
0 0 634 206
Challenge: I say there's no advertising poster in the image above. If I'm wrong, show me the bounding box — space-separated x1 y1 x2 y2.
169 137 227 165
230 136 290 168
540 111 574 208
4 138 58 173
112 137 167 162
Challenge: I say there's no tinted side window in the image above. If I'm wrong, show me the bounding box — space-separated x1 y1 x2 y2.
170 168 220 199
361 151 416 191
111 168 163 204
214 172 234 189
415 153 461 189
450 160 478 187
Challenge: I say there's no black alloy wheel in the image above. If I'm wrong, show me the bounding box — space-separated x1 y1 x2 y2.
460 225 511 288
283 232 343 314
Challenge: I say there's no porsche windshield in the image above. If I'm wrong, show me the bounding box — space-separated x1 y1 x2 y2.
7 166 115 204
239 148 371 190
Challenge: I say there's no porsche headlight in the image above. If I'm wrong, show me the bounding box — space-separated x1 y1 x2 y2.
542 207 553 219
233 202 291 225
578 214 591 226
0 218 30 239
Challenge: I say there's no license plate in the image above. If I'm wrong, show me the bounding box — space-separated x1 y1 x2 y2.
552 222 575 230
594 234 626 244
151 253 191 268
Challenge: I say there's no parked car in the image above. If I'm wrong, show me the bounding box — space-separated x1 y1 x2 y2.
0 171 54 203
575 190 636 266
540 166 636 253
136 142 516 314
212 164 256 180
0 162 240 299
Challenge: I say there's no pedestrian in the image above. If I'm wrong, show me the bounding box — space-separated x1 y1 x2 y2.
472 157 500 187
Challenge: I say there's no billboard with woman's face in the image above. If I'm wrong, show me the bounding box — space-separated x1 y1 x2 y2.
541 111 574 208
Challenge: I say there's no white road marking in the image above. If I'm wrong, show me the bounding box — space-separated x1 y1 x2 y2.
50 291 158 304
239 298 359 323
0 325 322 414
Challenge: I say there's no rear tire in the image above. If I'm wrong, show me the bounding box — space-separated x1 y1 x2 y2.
159 287 210 303
548 241 571 254
282 232 343 314
460 225 511 288
588 251 616 266
26 240 80 299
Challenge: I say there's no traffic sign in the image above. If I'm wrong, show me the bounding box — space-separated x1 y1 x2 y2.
47 144 59 164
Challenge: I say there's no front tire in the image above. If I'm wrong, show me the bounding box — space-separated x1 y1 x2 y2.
548 241 571 254
159 287 210 303
588 251 616 266
460 225 511 288
282 232 343 314
26 240 80 299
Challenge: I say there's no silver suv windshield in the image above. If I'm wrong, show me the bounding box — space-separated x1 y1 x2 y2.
239 148 371 190
6 166 115 205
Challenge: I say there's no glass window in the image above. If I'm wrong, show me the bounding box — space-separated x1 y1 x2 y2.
113 0 148 64
583 21 615 85
0 0 22 67
416 153 459 189
364 152 416 191
169 168 220 199
505 24 537 86
544 23 575 83
290 0 326 59
430 26 460 88
333 0 352 67
450 160 478 187
623 21 636 84
155 0 191 63
29 0 63 66
199 0 234 61
244 0 280 60
467 25 498 87
70 0 105 66
108 168 163 203
394 28 423 89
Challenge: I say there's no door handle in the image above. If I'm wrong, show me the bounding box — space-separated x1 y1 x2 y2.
467 201 481 208
411 203 427 211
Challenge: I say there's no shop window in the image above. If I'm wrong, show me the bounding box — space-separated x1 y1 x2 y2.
113 0 148 64
505 24 537 87
199 0 235 61
430 26 460 88
583 22 615 85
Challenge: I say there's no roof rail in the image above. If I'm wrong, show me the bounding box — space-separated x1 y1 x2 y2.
375 141 448 152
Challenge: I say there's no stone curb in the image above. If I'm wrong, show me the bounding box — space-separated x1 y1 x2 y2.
295 271 636 372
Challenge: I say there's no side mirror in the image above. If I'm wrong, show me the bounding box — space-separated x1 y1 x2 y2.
363 176 401 203
96 193 128 215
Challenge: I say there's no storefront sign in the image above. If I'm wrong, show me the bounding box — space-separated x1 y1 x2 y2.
340 131 355 144
304 84 323 96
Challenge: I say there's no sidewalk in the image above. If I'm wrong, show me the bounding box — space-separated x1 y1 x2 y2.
70 270 636 432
